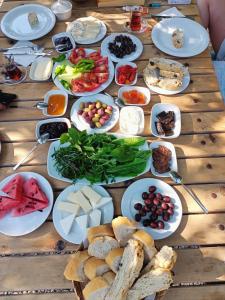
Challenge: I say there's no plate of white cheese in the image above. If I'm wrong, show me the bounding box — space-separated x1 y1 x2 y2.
53 183 114 244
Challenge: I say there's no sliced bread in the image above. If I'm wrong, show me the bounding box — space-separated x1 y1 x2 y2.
103 271 116 285
132 230 157 263
105 239 144 300
154 245 177 270
87 224 114 243
84 257 110 280
83 276 109 300
88 236 119 259
112 216 137 246
64 250 90 282
105 247 124 273
127 268 173 300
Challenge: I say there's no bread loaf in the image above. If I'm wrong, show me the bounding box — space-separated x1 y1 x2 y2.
83 276 109 300
172 29 184 48
88 236 119 259
64 250 90 282
127 268 173 300
132 230 157 263
84 257 110 280
87 224 114 243
112 216 137 246
105 248 124 273
105 239 144 300
102 271 116 285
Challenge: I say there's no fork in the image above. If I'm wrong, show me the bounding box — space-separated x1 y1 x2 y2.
0 43 44 52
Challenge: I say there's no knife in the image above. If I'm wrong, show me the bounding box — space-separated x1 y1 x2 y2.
145 14 194 20
4 51 53 56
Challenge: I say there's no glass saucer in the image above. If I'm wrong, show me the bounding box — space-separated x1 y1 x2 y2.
4 67 27 85
124 19 148 34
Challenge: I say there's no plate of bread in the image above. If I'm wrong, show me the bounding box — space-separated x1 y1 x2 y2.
152 17 209 57
53 183 114 244
143 57 190 95
64 216 177 300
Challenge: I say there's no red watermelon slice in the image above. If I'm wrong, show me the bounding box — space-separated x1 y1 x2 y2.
0 196 20 219
23 178 48 204
2 174 24 201
11 196 49 217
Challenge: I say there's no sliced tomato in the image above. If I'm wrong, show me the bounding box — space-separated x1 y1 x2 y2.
72 79 100 92
69 49 78 64
93 65 108 73
76 48 86 57
95 57 108 67
87 51 101 61
95 72 109 84
117 73 127 84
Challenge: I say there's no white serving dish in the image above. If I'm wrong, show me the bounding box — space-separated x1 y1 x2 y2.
119 106 145 135
0 4 56 41
121 178 183 240
47 134 151 184
29 57 53 81
118 86 151 106
43 90 68 117
0 172 53 237
52 48 115 97
70 93 119 134
51 0 72 21
150 103 181 139
149 141 178 177
101 33 143 63
36 117 71 141
152 18 209 58
53 183 114 244
52 32 76 54
115 61 138 86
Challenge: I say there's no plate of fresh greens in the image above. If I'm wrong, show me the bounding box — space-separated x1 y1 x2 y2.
47 128 151 184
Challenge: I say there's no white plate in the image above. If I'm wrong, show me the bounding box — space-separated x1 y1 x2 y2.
152 18 209 57
144 59 190 95
47 134 151 184
0 172 53 236
36 117 71 141
118 86 151 106
115 61 138 86
67 17 107 44
121 178 182 240
53 183 114 244
101 33 143 62
0 4 56 41
52 48 115 96
151 103 181 139
149 141 178 177
70 94 120 134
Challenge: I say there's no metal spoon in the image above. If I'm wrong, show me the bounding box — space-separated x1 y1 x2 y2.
13 133 50 171
104 92 125 108
34 102 49 110
169 171 208 214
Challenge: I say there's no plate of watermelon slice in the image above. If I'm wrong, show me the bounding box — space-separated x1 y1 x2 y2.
0 172 53 236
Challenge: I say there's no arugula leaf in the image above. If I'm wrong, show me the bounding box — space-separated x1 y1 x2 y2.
52 54 66 63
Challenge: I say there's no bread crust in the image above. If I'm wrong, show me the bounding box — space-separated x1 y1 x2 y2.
83 276 109 300
84 257 110 280
87 224 114 243
105 248 124 273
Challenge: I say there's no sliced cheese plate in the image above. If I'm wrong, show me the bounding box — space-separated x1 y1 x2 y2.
53 183 114 244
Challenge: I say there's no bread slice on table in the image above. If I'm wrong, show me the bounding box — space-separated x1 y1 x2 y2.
84 257 110 280
148 57 185 74
83 276 109 300
172 28 184 49
102 271 116 285
112 216 137 246
105 247 124 273
88 236 119 259
105 239 144 300
127 268 173 300
132 230 157 263
64 250 90 282
87 224 114 243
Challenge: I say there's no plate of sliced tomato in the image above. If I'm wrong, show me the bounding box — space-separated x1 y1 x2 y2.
52 48 115 96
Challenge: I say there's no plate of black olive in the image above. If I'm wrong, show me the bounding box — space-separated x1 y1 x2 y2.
101 33 143 62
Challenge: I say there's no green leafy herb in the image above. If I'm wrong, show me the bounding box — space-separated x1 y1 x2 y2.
52 54 66 63
52 128 151 184
54 64 66 79
60 79 71 90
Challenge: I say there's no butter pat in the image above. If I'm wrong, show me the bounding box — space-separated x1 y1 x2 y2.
60 213 75 235
67 191 92 213
81 186 102 207
29 57 53 81
57 201 80 215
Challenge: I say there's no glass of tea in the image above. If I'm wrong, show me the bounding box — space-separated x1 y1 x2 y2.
130 9 142 32
1 56 27 85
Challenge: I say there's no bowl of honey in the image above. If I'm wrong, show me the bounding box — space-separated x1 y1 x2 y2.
43 90 68 117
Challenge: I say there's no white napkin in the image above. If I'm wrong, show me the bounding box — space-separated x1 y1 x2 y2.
6 41 44 67
158 7 185 17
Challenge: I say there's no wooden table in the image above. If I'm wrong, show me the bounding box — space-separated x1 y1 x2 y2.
1 0 225 299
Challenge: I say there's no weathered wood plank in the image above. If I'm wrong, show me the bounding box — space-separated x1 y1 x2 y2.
2 295 75 300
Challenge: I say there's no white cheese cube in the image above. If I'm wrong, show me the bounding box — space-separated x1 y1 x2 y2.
60 214 75 235
89 209 101 227
81 186 102 207
94 197 112 209
67 191 92 213
75 214 88 233
57 201 80 215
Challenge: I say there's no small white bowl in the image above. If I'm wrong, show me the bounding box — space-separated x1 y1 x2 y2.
150 103 181 139
29 57 53 81
149 141 178 178
118 86 151 106
51 0 72 21
43 90 68 117
119 106 144 135
36 118 71 141
115 61 138 86
52 32 76 54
